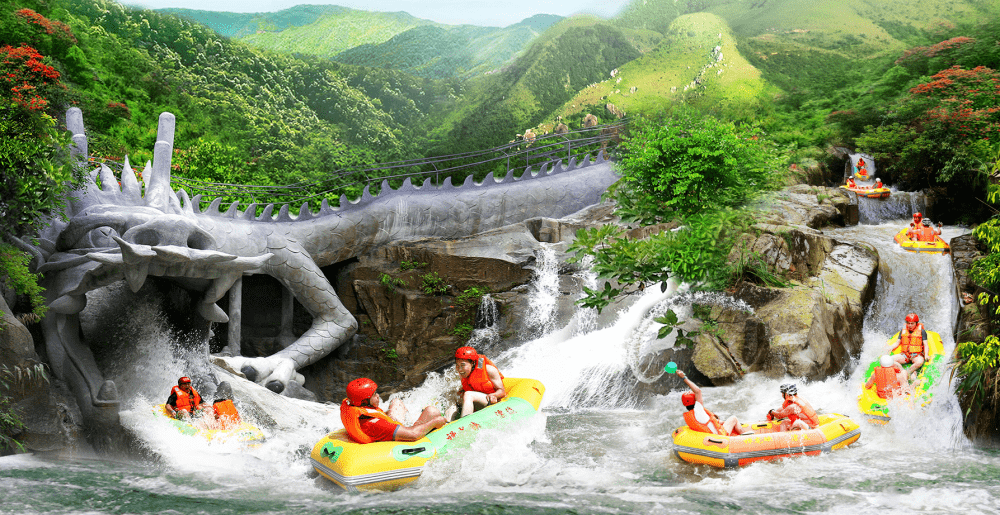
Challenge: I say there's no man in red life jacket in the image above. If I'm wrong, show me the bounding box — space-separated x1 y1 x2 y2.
913 218 942 242
677 369 754 436
865 355 912 399
874 178 883 189
910 212 923 228
454 346 506 418
340 377 447 443
767 383 819 431
846 177 857 189
892 313 929 381
166 376 204 420
211 381 241 430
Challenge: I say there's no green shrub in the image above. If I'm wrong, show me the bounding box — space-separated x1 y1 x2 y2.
420 272 448 295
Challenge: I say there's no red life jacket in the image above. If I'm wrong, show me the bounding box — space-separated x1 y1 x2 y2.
917 226 937 242
213 399 240 429
872 366 902 399
781 397 819 428
682 402 724 435
460 356 505 396
169 385 202 413
895 324 925 358
340 399 401 444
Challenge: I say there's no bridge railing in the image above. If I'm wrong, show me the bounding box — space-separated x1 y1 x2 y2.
91 120 629 212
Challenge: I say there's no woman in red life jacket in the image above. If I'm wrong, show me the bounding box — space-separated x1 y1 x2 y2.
874 178 883 189
865 355 912 399
166 376 204 420
211 381 241 430
454 346 506 418
892 313 928 381
767 383 819 431
339 377 446 443
677 369 754 436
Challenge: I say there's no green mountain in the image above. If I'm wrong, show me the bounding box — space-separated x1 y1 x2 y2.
157 4 352 38
333 14 563 79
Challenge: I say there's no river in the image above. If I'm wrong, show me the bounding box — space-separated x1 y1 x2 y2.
4 193 1000 515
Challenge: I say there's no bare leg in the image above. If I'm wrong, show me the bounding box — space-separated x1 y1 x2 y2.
907 356 926 381
460 390 490 417
386 398 409 422
413 406 443 426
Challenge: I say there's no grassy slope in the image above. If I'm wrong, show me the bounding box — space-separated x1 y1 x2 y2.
157 5 351 38
546 12 770 129
238 10 435 57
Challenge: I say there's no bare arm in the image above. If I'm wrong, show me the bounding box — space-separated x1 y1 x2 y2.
676 370 704 405
486 365 505 403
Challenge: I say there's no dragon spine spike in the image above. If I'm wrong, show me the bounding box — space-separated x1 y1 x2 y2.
462 174 476 188
276 204 292 222
207 197 224 216
380 179 391 194
319 199 332 215
177 189 194 213
567 156 578 170
422 177 433 188
360 184 374 203
499 168 515 183
241 203 258 220
191 194 204 213
552 160 565 174
224 202 240 218
142 161 152 184
298 202 313 220
99 164 118 192
538 161 552 176
339 194 349 210
399 177 416 192
442 176 454 188
121 157 141 199
257 204 274 221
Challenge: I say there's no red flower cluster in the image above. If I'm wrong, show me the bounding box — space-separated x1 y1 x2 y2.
107 101 131 119
909 66 1000 141
15 9 77 44
1 45 62 111
895 36 977 66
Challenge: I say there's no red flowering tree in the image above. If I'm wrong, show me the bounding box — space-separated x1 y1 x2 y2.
1 44 62 112
856 65 1000 194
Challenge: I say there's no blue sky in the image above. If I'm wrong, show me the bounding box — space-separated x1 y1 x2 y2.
126 0 635 27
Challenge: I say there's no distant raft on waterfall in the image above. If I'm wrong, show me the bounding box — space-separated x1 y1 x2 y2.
858 331 946 425
855 167 870 180
894 227 950 253
840 184 890 199
153 404 266 448
310 377 544 492
672 413 861 468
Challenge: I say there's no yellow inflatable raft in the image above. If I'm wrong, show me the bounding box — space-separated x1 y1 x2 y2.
310 377 544 492
154 404 265 447
672 413 861 468
840 185 890 199
893 227 949 253
858 330 945 425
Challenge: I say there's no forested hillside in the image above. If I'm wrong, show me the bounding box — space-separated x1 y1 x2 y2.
1 0 460 193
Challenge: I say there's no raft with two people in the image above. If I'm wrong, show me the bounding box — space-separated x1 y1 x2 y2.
152 404 266 447
894 213 949 253
858 324 946 425
310 377 545 491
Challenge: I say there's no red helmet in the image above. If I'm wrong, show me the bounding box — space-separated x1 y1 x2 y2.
178 376 192 385
346 378 377 405
681 392 696 407
912 212 922 220
455 346 478 361
905 313 919 323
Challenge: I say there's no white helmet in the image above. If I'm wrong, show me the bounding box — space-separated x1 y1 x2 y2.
880 355 894 368
875 178 880 182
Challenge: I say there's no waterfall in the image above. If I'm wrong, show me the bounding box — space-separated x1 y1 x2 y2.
467 294 500 354
524 245 561 338
570 254 599 336
858 190 928 225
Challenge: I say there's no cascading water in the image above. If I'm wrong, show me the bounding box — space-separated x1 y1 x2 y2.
523 245 561 338
5 196 1000 514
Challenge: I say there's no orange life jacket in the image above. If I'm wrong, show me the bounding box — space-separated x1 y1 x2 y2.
781 397 819 428
340 399 400 444
872 366 902 399
917 226 937 242
460 356 505 396
895 324 925 358
682 403 725 435
213 399 240 429
169 385 202 413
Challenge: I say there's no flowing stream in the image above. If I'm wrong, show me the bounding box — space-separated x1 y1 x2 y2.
4 198 1000 515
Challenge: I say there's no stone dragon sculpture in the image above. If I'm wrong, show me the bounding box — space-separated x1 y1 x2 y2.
14 108 618 434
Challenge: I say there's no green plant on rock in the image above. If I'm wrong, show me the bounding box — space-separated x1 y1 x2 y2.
451 322 474 340
0 363 46 454
420 272 448 295
654 309 698 349
379 272 406 293
380 344 399 363
0 243 47 328
399 260 427 271
952 336 1000 416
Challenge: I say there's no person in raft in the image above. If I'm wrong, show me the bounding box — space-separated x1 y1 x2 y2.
340 377 447 443
210 381 241 430
909 212 923 228
846 176 857 189
677 369 754 436
454 346 506 419
874 177 884 189
907 218 943 242
865 355 912 399
891 313 929 382
166 376 204 420
767 383 819 431
856 157 866 171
